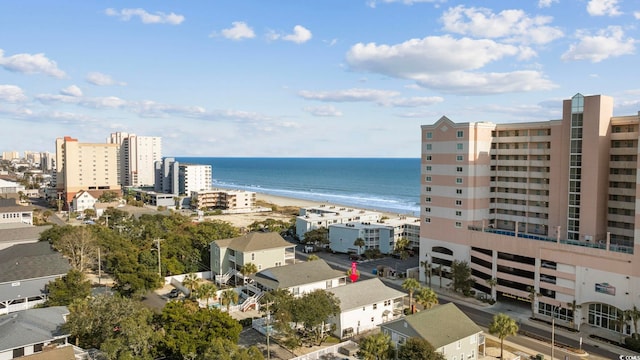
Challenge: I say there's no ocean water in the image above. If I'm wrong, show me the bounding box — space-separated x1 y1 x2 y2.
176 157 421 216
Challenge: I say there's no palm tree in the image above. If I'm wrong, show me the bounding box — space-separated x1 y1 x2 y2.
220 289 239 312
625 305 640 339
566 300 581 330
195 283 218 307
420 259 432 288
485 278 498 301
357 332 392 360
239 262 258 296
527 286 541 319
402 278 421 314
436 265 443 288
182 273 200 298
489 313 519 360
354 238 365 255
414 286 439 310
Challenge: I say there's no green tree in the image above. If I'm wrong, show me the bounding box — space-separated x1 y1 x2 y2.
450 260 474 296
354 237 366 255
158 300 242 359
486 278 498 301
303 227 329 247
394 238 410 260
45 269 92 306
98 191 119 203
625 305 640 339
436 265 443 288
402 278 421 314
357 332 392 360
294 290 340 346
414 286 438 310
420 259 432 288
239 262 258 291
182 273 200 298
64 295 159 358
201 338 265 360
566 299 581 330
195 283 218 307
488 313 519 360
397 337 446 360
221 289 239 312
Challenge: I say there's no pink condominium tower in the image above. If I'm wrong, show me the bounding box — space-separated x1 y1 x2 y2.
420 93 639 336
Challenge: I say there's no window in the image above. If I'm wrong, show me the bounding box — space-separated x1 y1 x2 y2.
251 253 255 261
384 300 391 306
371 317 375 322
373 303 377 310
426 166 432 171
426 144 432 150
456 189 463 194
425 186 431 192
426 132 433 139
456 166 463 172
425 207 431 213
456 178 463 184
456 211 462 216
456 155 463 161
426 155 432 161
425 197 431 203
457 130 464 138
455 200 462 206
425 218 431 223
455 221 462 228
426 176 432 182
457 143 463 150
292 287 300 295
326 280 332 289
457 340 462 349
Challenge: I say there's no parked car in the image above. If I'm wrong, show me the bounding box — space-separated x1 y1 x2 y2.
168 289 180 298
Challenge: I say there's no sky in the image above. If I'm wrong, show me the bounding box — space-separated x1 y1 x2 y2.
1 0 639 158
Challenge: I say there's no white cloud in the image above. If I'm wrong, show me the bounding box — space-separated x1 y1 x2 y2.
635 11 640 19
0 49 65 78
216 22 256 41
586 0 622 16
267 25 313 44
383 96 444 107
440 6 564 45
0 85 27 102
283 25 313 44
303 105 343 117
104 8 185 25
415 70 557 95
561 26 635 63
86 72 126 86
538 0 558 7
324 39 338 47
60 85 83 97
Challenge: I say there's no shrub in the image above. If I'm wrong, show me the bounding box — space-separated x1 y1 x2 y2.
625 336 640 352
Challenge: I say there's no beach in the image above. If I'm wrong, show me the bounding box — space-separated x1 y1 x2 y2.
204 192 409 229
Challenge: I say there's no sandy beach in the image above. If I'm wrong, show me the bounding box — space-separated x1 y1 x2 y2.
204 191 409 229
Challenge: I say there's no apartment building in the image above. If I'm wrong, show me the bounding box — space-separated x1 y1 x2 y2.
108 132 162 187
328 216 420 255
295 205 382 240
54 136 120 204
420 93 639 336
179 163 212 197
191 189 256 211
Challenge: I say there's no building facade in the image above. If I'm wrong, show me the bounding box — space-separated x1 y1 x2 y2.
420 93 640 336
191 189 256 211
295 205 382 240
329 216 420 255
179 163 212 197
54 136 121 203
108 132 162 187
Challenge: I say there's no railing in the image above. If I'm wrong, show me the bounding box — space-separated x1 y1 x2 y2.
289 340 359 360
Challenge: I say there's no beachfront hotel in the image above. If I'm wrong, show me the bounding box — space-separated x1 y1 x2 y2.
420 93 639 336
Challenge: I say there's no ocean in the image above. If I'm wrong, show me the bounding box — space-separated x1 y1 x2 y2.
175 157 421 216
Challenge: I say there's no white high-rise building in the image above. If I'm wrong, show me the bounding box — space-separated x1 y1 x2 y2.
179 164 212 197
108 132 162 187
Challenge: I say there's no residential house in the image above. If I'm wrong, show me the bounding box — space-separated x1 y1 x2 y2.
0 225 52 251
0 242 71 314
249 259 347 297
380 303 484 360
210 232 295 286
0 198 34 226
327 278 405 339
71 190 97 213
0 306 71 360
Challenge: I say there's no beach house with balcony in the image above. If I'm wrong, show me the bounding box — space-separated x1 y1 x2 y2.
380 303 484 360
210 232 295 287
295 205 381 241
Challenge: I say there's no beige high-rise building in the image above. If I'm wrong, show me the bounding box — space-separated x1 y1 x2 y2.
420 93 639 336
108 132 162 187
55 136 121 204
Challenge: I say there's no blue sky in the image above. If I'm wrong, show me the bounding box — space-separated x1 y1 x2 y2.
1 1 639 157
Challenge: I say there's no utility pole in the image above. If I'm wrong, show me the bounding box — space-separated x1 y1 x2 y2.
98 248 102 285
266 300 271 360
154 238 163 277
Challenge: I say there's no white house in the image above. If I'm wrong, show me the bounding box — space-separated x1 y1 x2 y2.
327 277 405 339
71 190 97 213
380 303 484 360
329 216 421 255
0 199 33 226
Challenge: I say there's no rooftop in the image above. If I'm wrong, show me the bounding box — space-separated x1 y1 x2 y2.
251 259 345 289
0 306 69 352
328 277 405 311
213 231 293 252
0 242 71 283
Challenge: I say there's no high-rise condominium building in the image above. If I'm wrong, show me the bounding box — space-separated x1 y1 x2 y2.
179 163 212 197
108 132 162 187
420 93 639 336
55 136 120 204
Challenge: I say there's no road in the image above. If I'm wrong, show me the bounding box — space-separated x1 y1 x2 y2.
295 244 622 360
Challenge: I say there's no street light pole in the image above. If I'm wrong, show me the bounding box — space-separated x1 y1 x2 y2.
154 238 163 277
551 305 561 360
